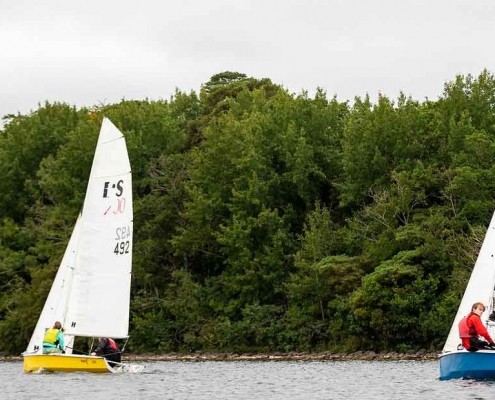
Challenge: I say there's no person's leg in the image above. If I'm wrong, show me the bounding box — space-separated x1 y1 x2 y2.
104 352 121 367
43 347 61 354
469 337 490 351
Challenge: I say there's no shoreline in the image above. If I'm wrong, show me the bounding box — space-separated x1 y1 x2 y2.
1 351 438 362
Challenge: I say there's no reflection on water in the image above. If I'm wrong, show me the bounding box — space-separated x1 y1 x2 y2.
3 360 495 400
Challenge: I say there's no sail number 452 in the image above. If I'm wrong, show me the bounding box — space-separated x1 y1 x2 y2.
114 226 131 255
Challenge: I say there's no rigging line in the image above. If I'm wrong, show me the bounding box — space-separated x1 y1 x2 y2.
99 135 124 145
64 345 88 355
89 337 95 355
121 336 130 353
93 170 132 180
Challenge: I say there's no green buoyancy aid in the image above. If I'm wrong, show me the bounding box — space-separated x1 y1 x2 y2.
43 328 60 345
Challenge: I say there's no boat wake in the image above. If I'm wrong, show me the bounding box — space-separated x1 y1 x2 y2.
113 364 146 374
29 368 48 374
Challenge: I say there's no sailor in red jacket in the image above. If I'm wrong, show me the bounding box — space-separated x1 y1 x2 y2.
90 338 121 365
459 302 495 351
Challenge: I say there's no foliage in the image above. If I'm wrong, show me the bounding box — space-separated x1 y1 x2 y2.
1 70 495 354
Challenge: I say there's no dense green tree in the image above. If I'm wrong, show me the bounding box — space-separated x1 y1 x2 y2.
2 71 495 354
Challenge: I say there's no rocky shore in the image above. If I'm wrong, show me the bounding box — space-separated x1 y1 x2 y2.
123 351 438 362
0 351 438 363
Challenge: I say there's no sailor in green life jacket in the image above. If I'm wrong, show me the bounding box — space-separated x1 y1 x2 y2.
43 321 65 354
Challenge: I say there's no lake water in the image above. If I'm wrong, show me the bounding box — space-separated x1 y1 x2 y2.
3 360 495 399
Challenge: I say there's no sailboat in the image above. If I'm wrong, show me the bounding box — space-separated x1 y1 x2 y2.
23 117 142 373
439 212 495 380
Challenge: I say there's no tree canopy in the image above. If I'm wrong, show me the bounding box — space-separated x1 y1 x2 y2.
1 70 494 354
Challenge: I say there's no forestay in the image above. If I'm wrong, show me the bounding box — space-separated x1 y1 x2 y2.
64 118 133 338
443 211 495 353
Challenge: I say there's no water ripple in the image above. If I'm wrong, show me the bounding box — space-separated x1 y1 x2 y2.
3 360 495 399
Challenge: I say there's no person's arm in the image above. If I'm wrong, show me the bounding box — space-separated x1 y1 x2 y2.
91 339 104 356
473 316 494 343
94 339 107 355
57 332 65 350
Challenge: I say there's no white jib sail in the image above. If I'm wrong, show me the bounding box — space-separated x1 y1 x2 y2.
64 117 133 338
24 215 82 354
443 211 495 353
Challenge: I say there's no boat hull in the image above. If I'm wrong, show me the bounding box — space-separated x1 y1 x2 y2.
23 354 113 373
439 350 495 380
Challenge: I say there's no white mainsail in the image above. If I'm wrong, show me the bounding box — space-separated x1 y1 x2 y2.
24 215 81 354
443 211 495 353
64 117 133 338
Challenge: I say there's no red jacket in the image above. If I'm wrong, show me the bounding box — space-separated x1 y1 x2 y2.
95 338 119 355
460 312 494 349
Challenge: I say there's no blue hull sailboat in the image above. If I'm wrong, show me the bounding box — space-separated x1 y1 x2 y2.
439 212 495 380
439 350 495 380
